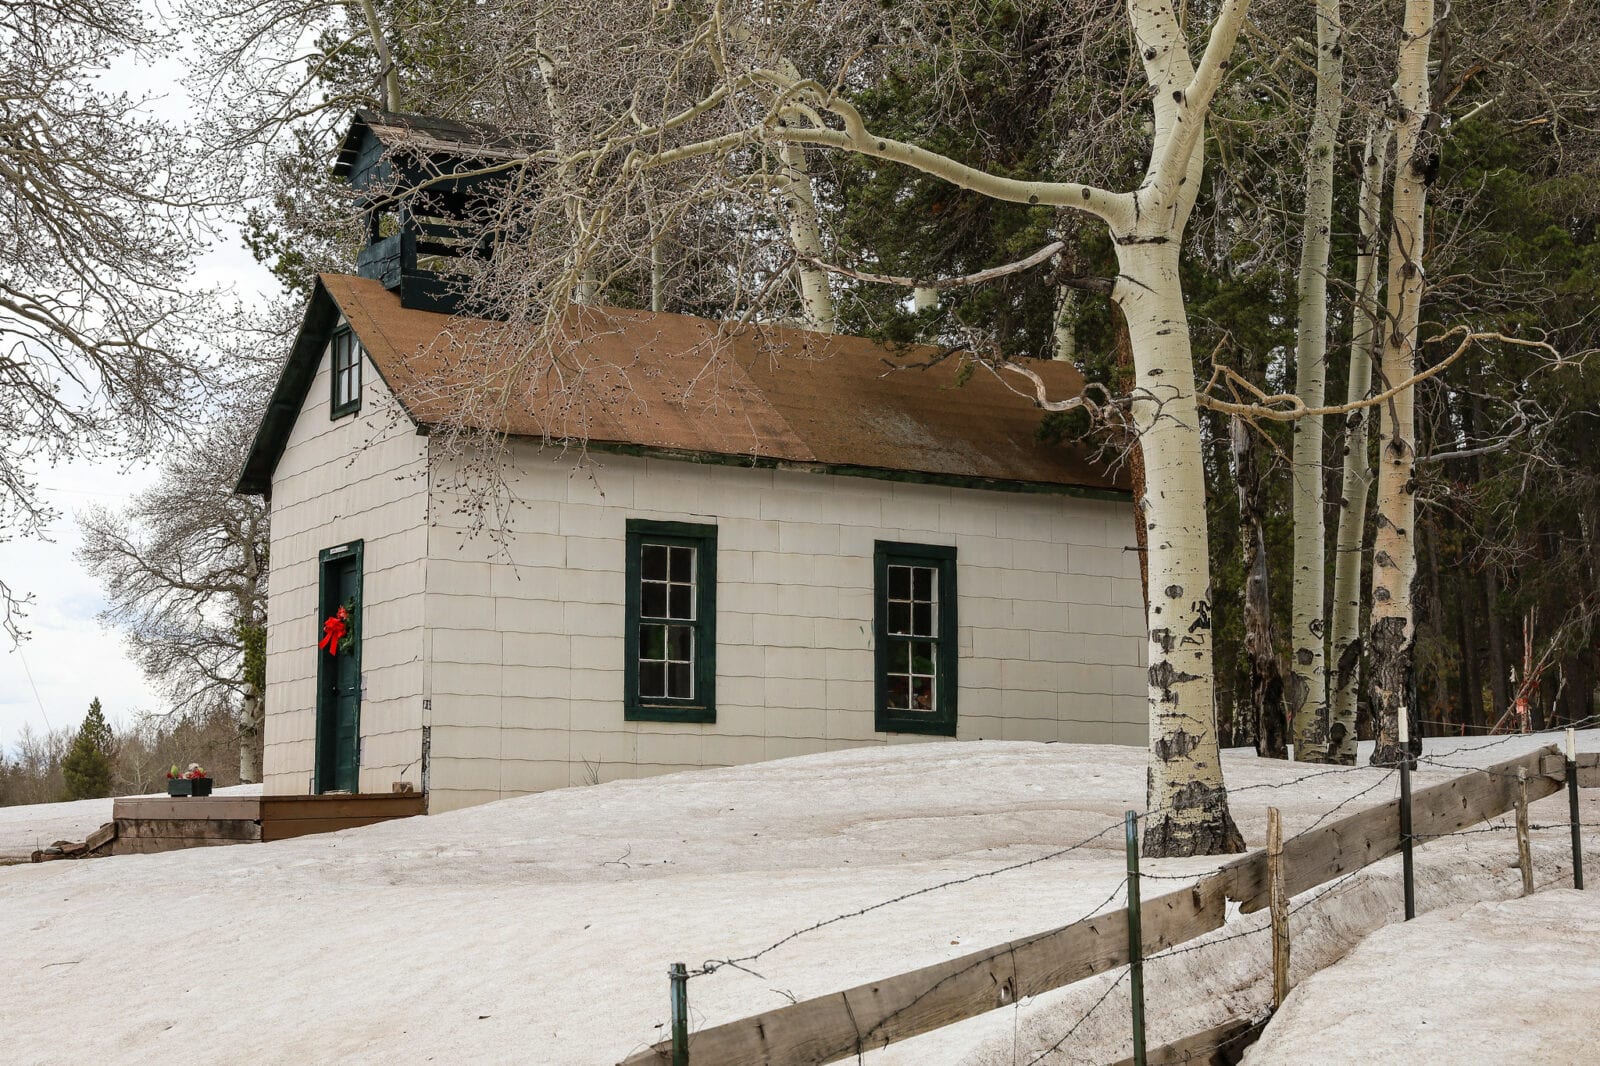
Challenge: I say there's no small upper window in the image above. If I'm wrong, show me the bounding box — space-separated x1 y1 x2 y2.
330 329 362 418
874 541 957 736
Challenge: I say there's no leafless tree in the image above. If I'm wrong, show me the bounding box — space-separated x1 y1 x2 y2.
1 0 217 639
77 376 272 782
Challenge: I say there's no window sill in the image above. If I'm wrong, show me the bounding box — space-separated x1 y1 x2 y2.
875 714 957 738
625 704 716 724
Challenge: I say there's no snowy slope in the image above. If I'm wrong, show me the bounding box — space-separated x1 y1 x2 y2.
0 784 262 863
0 736 1592 1064
1248 889 1600 1064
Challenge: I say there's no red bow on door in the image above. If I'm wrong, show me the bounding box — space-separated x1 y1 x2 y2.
318 606 349 656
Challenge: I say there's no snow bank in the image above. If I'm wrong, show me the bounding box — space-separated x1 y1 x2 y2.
0 784 262 863
1248 889 1600 1064
0 735 1591 1064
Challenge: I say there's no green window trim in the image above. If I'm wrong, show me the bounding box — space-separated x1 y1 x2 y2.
874 541 958 737
329 328 362 419
624 520 717 723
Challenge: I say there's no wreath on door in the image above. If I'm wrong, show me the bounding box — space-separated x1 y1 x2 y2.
318 599 358 656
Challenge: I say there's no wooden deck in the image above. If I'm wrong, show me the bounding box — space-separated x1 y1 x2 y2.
110 793 427 855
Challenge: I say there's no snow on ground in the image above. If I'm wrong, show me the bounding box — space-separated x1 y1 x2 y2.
0 784 262 863
0 734 1593 1065
1248 889 1600 1064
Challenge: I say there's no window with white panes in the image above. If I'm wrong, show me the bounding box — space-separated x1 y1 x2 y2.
874 542 957 735
625 520 716 722
330 329 362 417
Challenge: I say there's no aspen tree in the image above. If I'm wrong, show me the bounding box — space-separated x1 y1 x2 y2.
1288 0 1344 762
1327 122 1388 766
1369 0 1435 767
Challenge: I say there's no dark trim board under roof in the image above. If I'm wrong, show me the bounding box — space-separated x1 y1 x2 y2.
235 274 1131 501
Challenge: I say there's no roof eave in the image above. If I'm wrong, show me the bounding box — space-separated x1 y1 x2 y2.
234 279 342 496
537 438 1133 501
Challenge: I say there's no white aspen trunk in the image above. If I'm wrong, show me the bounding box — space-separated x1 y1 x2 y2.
1053 286 1077 362
1288 0 1344 763
1119 239 1244 856
236 571 264 783
650 236 666 312
1369 0 1434 767
1122 0 1249 856
913 285 938 312
1327 122 1388 765
239 683 264 783
356 0 402 112
777 139 836 331
536 37 598 304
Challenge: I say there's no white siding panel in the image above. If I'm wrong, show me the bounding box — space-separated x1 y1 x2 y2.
416 447 1147 810
262 340 429 796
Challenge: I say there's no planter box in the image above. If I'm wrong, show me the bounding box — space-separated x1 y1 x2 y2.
166 778 214 797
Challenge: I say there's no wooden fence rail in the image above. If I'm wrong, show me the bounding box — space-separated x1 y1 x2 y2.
623 745 1590 1066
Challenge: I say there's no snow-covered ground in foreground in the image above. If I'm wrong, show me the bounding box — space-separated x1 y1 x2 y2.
0 784 262 863
0 734 1594 1065
1248 889 1600 1064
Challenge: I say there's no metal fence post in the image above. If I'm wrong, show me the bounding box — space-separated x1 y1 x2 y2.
1399 706 1415 921
1125 810 1146 1066
1569 728 1584 891
670 962 689 1066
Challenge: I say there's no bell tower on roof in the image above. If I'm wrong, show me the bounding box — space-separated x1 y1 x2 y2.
334 110 524 315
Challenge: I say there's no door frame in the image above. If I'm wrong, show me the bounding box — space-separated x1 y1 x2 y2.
315 540 364 793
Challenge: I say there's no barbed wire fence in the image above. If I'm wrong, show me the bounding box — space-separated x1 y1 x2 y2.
624 719 1598 1066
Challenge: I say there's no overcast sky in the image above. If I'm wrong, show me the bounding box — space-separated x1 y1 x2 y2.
0 31 280 751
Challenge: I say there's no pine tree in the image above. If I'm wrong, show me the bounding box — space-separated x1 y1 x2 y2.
61 698 115 800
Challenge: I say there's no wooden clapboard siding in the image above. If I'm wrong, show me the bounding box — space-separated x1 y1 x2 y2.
425 445 1149 814
262 324 430 798
620 874 1229 1066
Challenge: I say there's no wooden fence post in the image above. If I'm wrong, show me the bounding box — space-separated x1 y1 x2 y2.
1125 810 1146 1066
670 962 689 1066
1568 729 1584 891
1516 768 1534 897
1267 807 1289 1009
1398 706 1415 920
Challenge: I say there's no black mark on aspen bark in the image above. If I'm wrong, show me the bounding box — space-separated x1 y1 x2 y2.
1165 584 1183 599
1143 780 1245 857
1155 728 1197 762
1149 661 1200 704
1150 627 1176 655
1335 636 1362 690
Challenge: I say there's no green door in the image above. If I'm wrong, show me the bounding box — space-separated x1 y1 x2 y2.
316 541 363 793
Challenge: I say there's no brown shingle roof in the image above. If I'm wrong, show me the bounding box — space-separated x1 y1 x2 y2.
238 273 1127 496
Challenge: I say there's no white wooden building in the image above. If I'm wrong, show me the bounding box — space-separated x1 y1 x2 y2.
236 271 1148 812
